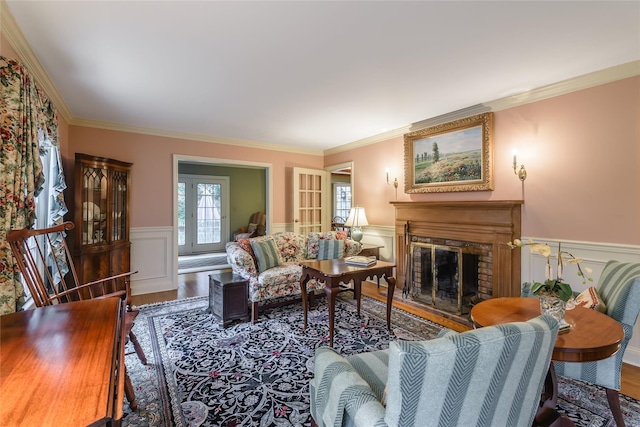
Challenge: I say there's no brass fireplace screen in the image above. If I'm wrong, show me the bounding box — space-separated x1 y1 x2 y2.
406 242 480 315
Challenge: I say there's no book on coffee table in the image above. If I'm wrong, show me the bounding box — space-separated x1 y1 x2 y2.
345 255 377 267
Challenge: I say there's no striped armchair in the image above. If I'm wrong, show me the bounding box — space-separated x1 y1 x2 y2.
311 315 559 427
554 260 640 427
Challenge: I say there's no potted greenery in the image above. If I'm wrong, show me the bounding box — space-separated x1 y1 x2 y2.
508 239 592 321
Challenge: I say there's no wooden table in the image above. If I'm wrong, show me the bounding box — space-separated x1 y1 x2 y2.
299 259 396 346
0 297 126 427
358 243 383 259
471 297 624 426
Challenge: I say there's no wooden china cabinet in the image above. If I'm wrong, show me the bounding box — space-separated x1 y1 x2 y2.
73 153 133 285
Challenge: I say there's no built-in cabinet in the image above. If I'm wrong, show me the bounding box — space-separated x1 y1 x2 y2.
74 153 132 285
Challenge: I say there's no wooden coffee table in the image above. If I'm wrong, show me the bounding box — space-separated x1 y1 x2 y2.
471 297 624 426
299 259 396 346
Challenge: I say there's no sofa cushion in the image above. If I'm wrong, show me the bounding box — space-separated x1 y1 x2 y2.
272 232 308 262
307 231 338 259
236 238 257 268
252 262 325 302
251 236 282 273
317 239 345 260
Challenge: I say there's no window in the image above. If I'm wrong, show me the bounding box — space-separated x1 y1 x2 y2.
23 139 68 305
334 184 351 220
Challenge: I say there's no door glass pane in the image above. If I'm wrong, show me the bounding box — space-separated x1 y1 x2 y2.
334 184 351 219
81 166 107 245
197 183 221 244
111 169 128 241
178 182 186 246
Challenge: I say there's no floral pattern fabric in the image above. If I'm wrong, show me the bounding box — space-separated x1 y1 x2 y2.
0 57 54 314
225 232 362 306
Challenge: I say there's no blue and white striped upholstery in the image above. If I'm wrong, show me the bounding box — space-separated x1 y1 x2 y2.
554 261 640 391
311 315 559 427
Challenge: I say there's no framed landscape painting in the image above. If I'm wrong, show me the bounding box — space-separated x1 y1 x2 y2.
404 112 494 193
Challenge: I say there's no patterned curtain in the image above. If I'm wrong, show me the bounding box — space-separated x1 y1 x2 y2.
0 56 56 314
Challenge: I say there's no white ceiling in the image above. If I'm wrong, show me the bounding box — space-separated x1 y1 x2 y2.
5 1 640 152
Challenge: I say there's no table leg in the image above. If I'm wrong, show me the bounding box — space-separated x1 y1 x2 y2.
326 279 338 347
300 272 310 330
535 363 575 427
544 363 559 409
354 279 362 316
386 275 396 330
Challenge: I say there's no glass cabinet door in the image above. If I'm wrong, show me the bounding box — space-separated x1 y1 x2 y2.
110 168 128 242
80 165 108 245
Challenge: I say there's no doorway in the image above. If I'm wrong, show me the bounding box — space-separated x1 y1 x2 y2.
326 162 353 227
173 155 273 281
178 175 229 255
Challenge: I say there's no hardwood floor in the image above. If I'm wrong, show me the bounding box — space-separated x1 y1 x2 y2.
131 270 640 401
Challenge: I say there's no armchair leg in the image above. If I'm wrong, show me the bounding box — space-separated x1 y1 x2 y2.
606 387 626 427
129 331 147 365
124 368 138 411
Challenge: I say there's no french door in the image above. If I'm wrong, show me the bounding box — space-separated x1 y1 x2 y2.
293 167 329 234
178 175 229 255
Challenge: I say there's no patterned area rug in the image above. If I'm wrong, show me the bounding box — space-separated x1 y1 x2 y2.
122 295 640 427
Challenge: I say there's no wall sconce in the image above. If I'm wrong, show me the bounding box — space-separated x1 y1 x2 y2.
512 150 527 181
386 168 398 189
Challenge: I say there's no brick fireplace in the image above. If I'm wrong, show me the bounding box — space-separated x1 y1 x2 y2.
391 201 522 321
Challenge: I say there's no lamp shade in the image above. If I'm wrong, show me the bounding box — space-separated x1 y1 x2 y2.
344 207 369 227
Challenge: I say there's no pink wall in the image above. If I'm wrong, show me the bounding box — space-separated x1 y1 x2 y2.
326 76 640 245
1 33 18 59
67 127 324 227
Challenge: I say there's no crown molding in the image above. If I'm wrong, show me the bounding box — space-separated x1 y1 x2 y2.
1 0 73 122
330 61 639 153
3 0 637 154
70 117 324 156
486 60 640 112
323 126 410 156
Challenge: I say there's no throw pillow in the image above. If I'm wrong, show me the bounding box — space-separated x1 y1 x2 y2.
307 231 338 259
317 239 345 260
250 237 282 273
236 238 257 268
335 230 348 240
575 286 607 313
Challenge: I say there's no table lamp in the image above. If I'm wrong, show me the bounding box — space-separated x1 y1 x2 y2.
344 207 368 242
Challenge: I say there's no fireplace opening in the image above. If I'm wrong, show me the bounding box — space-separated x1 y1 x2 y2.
408 242 482 316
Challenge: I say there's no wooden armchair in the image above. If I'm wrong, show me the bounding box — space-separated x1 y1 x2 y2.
7 221 146 410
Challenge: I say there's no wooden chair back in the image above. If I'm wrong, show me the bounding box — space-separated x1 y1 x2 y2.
7 221 134 307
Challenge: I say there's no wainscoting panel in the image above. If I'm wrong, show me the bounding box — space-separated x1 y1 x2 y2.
361 225 396 262
130 227 177 295
521 237 640 367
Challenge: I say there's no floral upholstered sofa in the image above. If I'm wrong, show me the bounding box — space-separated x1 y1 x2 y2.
225 231 362 322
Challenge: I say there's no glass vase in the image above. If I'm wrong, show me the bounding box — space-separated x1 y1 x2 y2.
539 295 566 322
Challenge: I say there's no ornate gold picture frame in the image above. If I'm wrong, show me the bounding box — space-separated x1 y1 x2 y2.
404 112 494 193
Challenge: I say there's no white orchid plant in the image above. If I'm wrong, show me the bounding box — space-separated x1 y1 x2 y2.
507 239 593 302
